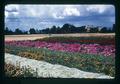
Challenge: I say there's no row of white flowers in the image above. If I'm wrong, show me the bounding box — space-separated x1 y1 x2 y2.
5 53 114 79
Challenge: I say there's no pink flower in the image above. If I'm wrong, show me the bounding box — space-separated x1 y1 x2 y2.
5 40 115 57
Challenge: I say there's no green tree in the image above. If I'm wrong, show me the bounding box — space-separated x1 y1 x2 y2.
112 24 115 33
100 27 108 33
90 28 98 33
29 28 36 34
5 27 14 35
50 25 57 34
15 28 23 34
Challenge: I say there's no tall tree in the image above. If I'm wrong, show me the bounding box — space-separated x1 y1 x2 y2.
56 26 61 33
5 27 9 34
112 24 115 33
90 28 98 33
29 28 36 34
50 25 57 34
5 27 14 35
61 23 74 33
79 26 86 33
15 28 23 34
100 27 108 33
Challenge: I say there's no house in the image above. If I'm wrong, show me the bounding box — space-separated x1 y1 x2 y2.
85 25 103 32
97 26 103 32
85 25 94 32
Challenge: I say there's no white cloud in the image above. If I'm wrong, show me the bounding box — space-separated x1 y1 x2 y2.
63 7 80 16
12 12 19 16
5 4 115 30
5 5 82 19
5 4 19 18
5 11 8 17
5 4 114 19
86 5 112 14
52 13 64 19
52 6 80 19
19 5 48 17
5 4 19 11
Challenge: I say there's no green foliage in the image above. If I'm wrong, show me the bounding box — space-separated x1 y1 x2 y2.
5 45 115 77
29 28 36 34
15 28 23 34
35 36 115 45
18 51 44 60
5 63 37 77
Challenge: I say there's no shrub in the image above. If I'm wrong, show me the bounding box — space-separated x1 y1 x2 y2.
5 63 37 77
18 52 44 60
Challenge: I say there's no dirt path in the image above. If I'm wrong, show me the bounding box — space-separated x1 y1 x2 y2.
5 33 115 41
5 34 49 41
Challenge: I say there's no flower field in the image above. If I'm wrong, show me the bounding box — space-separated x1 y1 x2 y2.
5 40 115 57
5 36 115 77
5 63 37 77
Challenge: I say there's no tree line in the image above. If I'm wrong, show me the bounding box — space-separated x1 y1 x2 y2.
5 23 115 35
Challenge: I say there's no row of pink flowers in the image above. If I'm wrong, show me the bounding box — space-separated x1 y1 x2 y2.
5 40 115 57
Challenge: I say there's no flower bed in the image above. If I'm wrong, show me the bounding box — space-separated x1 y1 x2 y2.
5 53 114 78
5 45 115 77
5 63 37 77
5 36 115 77
5 40 115 57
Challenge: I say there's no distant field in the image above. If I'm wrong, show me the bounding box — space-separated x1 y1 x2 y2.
5 33 115 41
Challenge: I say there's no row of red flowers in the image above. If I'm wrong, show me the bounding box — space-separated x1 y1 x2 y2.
5 40 115 57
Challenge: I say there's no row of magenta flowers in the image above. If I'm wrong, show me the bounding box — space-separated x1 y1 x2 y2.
5 40 115 57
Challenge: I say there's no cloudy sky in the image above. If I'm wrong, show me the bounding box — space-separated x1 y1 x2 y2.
5 4 115 31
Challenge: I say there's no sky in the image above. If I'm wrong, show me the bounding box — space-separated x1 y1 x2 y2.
5 4 115 31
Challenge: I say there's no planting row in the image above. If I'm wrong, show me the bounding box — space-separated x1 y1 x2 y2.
5 45 115 77
5 63 37 77
35 36 115 45
5 40 115 57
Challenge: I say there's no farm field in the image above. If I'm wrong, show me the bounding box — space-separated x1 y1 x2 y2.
5 33 115 41
5 33 115 78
